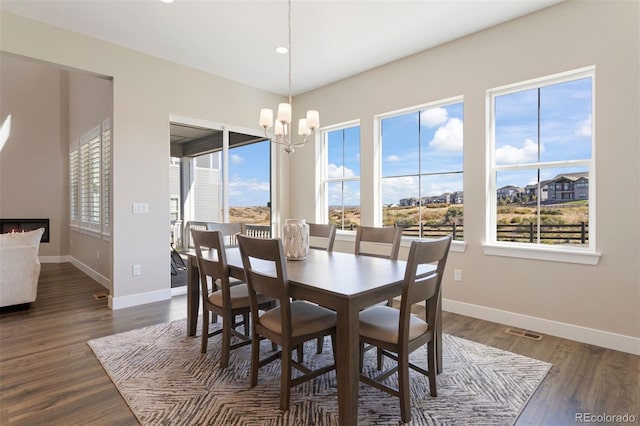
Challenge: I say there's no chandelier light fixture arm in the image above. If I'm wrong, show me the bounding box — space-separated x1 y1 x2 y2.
259 0 319 155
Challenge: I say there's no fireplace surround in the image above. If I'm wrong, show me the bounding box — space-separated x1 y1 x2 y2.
0 218 49 243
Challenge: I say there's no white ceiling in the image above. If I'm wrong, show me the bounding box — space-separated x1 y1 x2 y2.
0 0 562 96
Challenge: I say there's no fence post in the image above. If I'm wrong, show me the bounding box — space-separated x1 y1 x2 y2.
529 222 534 243
581 221 586 244
452 223 457 240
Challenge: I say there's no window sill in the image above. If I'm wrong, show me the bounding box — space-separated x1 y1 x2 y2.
482 243 601 265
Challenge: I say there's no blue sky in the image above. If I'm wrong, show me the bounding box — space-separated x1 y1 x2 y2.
226 76 591 208
494 77 592 188
227 140 271 207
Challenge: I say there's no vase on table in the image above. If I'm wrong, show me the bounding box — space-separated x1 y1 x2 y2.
282 219 309 260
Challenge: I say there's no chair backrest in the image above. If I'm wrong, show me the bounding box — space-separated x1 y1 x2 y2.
354 226 402 260
206 222 246 246
399 236 452 339
307 223 337 252
190 229 230 298
236 235 292 333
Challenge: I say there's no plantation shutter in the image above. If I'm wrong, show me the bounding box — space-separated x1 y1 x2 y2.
80 126 101 232
69 143 79 227
102 119 111 237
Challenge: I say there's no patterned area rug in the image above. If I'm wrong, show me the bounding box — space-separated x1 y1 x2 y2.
88 319 551 425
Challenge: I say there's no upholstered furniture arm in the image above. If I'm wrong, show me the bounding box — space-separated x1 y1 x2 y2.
0 245 40 307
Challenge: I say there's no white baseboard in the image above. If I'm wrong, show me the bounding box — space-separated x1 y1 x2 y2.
171 286 188 297
108 288 172 310
39 255 72 263
67 257 110 289
443 299 640 356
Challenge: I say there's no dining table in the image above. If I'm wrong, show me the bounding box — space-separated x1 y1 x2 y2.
186 247 439 425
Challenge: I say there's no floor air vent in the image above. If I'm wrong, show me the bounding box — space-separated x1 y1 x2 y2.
93 293 108 300
505 328 543 341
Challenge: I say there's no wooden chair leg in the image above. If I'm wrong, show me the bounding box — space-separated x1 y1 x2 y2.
398 352 411 423
316 336 323 354
243 313 250 336
280 344 292 412
201 310 209 354
376 347 384 370
427 340 437 397
296 344 304 363
250 333 260 388
220 312 231 369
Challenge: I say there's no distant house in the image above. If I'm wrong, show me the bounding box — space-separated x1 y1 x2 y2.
497 185 524 201
547 172 589 201
399 197 419 207
525 180 551 201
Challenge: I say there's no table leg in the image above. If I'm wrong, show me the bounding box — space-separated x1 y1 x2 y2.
187 255 199 336
335 303 359 425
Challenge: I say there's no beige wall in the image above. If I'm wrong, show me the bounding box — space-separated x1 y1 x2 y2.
0 9 283 308
0 54 68 258
292 0 640 347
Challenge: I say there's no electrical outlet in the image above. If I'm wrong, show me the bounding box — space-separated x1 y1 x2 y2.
132 264 141 276
454 269 462 281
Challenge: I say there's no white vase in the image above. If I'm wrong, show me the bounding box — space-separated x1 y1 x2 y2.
282 219 309 260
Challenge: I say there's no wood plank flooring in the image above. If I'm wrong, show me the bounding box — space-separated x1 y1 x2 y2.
1 263 637 425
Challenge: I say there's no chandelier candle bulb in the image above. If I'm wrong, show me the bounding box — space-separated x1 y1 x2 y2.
306 110 319 129
275 121 285 136
277 103 291 123
298 118 310 136
259 109 273 128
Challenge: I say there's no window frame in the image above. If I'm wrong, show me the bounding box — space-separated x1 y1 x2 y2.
484 66 600 265
318 120 361 230
375 96 465 242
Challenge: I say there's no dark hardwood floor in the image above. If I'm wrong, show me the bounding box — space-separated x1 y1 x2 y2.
0 263 637 425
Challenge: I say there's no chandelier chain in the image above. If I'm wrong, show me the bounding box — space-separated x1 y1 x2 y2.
288 0 292 105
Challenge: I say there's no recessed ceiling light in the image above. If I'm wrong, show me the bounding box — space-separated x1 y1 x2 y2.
160 0 173 3
275 46 288 54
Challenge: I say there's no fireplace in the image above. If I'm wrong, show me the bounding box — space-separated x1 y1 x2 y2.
0 218 49 243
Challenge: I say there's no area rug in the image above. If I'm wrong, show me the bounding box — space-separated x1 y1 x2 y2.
88 319 551 425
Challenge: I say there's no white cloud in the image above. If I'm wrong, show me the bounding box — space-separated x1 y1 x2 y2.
386 155 401 162
495 138 542 164
230 154 244 165
429 118 463 152
327 163 356 179
576 114 592 137
421 107 448 127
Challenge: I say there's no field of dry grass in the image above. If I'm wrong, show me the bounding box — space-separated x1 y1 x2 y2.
229 201 588 228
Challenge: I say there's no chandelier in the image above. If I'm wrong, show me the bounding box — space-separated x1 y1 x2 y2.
259 0 319 155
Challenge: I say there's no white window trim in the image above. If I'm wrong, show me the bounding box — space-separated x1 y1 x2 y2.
485 66 600 264
317 119 360 228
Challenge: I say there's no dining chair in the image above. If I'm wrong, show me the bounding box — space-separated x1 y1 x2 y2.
191 229 275 368
307 222 337 252
237 234 337 412
354 225 402 260
304 222 337 358
358 235 451 423
206 221 246 247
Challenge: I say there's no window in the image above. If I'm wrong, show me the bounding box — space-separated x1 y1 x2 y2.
379 98 464 240
102 118 111 237
323 123 360 230
69 119 111 237
69 147 79 227
487 67 595 255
